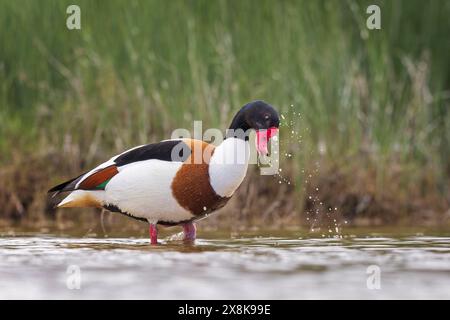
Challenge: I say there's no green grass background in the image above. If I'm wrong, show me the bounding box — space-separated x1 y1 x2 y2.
0 0 449 226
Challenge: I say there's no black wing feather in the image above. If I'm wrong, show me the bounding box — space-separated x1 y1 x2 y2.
114 140 190 166
47 172 86 195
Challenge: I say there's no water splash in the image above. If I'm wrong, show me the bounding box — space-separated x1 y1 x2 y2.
278 104 344 238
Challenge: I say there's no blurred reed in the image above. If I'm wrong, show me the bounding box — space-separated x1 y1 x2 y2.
0 0 448 230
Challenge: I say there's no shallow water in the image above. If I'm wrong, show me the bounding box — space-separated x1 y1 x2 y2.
0 233 449 299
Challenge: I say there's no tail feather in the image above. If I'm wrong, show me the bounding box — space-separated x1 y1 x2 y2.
57 191 104 208
57 193 77 207
48 173 86 197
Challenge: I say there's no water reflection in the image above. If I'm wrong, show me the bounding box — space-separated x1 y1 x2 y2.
0 234 449 299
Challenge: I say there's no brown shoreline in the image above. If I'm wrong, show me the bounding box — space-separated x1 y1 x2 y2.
1 150 448 229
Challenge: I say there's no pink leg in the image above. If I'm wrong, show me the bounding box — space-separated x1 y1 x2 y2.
183 222 197 242
149 223 158 245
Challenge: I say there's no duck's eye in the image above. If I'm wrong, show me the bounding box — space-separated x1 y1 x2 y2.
264 114 270 120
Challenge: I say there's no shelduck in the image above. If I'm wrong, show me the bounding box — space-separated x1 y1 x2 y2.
49 100 279 244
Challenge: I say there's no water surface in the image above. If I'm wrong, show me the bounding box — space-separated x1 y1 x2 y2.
1 233 449 299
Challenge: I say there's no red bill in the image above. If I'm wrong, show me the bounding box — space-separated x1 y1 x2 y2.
255 127 278 156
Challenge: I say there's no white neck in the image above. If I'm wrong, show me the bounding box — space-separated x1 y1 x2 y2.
208 138 250 197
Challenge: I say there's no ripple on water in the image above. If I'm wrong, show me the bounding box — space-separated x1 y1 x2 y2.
0 236 449 299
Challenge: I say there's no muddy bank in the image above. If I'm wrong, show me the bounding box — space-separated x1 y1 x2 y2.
0 152 448 231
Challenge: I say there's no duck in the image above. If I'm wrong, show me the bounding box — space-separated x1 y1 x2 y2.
49 100 279 244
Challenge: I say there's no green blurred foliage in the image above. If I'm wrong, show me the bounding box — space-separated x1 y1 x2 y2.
0 0 449 188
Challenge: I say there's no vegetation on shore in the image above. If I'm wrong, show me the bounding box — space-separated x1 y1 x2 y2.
0 0 449 231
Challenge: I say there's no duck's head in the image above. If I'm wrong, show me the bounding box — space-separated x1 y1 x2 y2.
227 100 280 156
